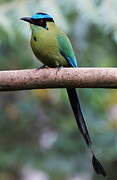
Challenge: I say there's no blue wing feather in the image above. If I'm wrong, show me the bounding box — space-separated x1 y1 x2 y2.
66 57 77 67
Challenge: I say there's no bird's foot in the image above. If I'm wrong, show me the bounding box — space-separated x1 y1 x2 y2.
56 66 63 75
57 66 63 71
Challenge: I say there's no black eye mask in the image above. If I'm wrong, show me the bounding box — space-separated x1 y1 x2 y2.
31 18 54 30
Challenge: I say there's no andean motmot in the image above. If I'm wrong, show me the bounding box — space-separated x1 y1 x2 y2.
21 13 106 177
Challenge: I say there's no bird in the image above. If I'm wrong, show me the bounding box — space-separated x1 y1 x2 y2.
21 12 106 177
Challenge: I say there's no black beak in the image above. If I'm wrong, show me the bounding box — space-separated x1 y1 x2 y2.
20 17 32 23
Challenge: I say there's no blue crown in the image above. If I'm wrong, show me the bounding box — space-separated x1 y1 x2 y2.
31 13 53 20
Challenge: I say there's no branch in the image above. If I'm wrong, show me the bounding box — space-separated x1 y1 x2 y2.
0 68 117 91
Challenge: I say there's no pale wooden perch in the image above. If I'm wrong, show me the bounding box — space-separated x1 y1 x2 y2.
0 68 117 91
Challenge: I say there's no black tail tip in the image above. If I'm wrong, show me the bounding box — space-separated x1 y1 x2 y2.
92 155 107 177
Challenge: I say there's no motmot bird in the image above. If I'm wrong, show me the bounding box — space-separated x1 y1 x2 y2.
21 13 106 176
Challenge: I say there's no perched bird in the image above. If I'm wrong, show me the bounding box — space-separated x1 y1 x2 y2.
21 13 106 176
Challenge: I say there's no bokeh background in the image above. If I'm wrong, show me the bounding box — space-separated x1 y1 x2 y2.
0 0 117 180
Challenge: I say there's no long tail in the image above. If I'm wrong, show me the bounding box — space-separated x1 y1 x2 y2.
67 88 106 177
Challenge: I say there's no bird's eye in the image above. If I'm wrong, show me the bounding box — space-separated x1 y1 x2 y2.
39 19 47 29
32 18 47 29
39 19 44 24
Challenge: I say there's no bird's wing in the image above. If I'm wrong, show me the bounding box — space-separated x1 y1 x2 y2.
57 33 78 67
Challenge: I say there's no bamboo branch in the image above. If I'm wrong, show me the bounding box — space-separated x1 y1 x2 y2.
0 68 117 91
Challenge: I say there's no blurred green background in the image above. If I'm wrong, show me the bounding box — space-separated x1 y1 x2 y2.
0 0 117 180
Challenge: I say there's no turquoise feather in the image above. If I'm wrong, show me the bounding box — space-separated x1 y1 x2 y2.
57 33 78 67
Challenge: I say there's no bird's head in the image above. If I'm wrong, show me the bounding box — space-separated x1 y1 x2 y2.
21 12 54 30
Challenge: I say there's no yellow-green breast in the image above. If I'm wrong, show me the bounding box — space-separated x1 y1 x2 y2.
30 22 69 67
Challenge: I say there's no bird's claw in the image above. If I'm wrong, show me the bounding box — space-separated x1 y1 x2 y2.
56 66 63 75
